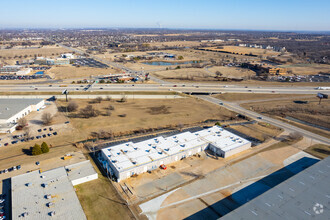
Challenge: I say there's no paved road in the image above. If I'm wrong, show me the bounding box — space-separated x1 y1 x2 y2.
196 95 330 145
0 83 328 95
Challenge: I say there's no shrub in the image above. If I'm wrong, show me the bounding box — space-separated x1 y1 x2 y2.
41 113 53 125
41 142 50 153
32 144 42 155
67 101 78 112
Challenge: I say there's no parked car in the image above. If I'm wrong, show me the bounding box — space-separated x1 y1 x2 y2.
49 127 53 131
47 133 52 137
36 136 41 139
17 165 21 170
4 143 8 146
53 132 58 135
38 129 42 132
42 134 46 138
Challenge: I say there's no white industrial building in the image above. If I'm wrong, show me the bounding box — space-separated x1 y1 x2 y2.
0 98 44 133
100 126 251 182
16 68 32 75
11 160 98 220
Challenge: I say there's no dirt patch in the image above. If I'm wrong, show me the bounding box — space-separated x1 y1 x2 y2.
304 144 330 159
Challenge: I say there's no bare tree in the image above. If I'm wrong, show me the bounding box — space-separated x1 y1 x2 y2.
105 110 112 116
119 95 127 103
106 96 112 101
41 113 53 125
67 101 78 112
23 127 32 141
95 96 103 103
108 105 115 110
17 118 27 128
79 105 99 118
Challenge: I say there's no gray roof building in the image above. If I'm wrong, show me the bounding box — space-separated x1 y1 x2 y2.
221 156 330 219
0 98 44 121
11 161 98 220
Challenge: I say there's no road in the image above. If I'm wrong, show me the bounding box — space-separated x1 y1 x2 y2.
196 95 330 145
0 83 328 95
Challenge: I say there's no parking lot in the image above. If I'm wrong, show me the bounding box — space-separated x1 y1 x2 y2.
0 102 64 149
0 74 49 80
72 58 109 68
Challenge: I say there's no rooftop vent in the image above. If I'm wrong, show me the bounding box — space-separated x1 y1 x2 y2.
6 107 10 110
25 183 32 187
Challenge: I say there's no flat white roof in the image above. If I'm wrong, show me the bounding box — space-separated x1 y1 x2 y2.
101 126 251 172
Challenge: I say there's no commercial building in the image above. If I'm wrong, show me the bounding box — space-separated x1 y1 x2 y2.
15 68 32 75
100 126 251 181
222 156 330 219
61 53 75 59
0 98 44 133
34 57 70 65
0 65 24 73
11 160 98 220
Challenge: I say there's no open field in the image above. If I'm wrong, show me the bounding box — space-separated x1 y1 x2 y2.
278 63 330 75
241 97 330 135
57 97 236 139
304 144 330 159
48 65 120 79
152 68 214 81
75 155 134 220
212 93 313 102
229 122 283 142
0 46 70 65
201 46 282 56
206 66 256 79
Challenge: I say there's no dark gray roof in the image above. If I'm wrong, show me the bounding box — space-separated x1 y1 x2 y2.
0 98 43 120
221 156 330 219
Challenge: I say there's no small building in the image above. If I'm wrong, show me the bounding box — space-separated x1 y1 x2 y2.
61 53 75 59
0 65 24 73
100 126 251 181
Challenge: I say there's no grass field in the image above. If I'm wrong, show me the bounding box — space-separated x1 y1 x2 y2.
75 156 134 220
0 46 70 65
57 97 236 139
201 46 281 56
207 66 256 79
229 122 283 142
304 144 330 159
278 63 330 75
241 97 330 135
152 68 214 81
48 65 121 80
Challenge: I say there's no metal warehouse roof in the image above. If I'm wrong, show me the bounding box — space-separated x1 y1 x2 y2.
101 126 251 171
0 98 44 120
11 167 87 220
221 156 330 219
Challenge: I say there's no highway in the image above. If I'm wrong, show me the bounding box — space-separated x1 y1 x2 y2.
0 83 328 95
197 95 330 145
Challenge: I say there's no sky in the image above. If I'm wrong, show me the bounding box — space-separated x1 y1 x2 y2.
1 0 330 31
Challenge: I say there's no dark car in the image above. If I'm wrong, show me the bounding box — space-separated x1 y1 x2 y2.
53 132 58 135
65 121 70 124
47 133 52 137
4 143 8 146
38 129 42 132
43 128 47 131
36 136 41 139
49 127 53 131
11 140 18 144
42 134 46 138
30 137 35 140
17 165 21 170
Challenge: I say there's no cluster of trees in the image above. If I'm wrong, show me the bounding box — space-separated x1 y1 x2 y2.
31 142 50 156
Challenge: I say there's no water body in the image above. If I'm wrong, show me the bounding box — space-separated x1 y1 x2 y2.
35 71 44 75
142 61 199 66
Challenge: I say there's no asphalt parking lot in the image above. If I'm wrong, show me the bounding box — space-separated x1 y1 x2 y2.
72 58 109 68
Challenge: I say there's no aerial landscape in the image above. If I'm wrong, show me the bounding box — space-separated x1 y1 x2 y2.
0 0 329 219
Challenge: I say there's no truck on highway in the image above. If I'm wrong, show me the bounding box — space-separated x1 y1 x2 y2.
315 87 330 90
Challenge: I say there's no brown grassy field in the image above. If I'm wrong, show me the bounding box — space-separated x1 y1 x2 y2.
75 155 134 220
278 63 330 75
242 98 330 132
152 68 214 81
304 144 330 159
229 122 283 142
202 46 281 56
0 46 70 65
48 65 120 79
57 97 236 139
207 66 256 79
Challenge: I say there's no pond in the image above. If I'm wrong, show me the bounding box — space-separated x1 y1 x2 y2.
142 61 199 66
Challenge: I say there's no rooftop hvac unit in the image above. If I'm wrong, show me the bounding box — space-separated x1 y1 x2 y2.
49 211 56 216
